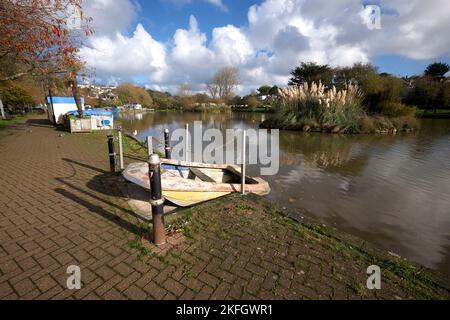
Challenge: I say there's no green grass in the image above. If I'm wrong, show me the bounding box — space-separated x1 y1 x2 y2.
417 109 450 118
0 115 27 128
113 131 164 161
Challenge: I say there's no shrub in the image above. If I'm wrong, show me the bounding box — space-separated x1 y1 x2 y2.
379 101 417 117
372 116 393 131
358 116 376 133
278 81 364 128
246 96 260 110
391 116 419 130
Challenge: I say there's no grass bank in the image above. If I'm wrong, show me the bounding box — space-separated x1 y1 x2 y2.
112 130 164 162
418 109 450 118
261 111 419 134
231 106 275 113
0 115 28 128
165 194 450 299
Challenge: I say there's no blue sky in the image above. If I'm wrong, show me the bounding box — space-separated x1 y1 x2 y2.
139 0 449 76
81 0 450 93
138 0 256 41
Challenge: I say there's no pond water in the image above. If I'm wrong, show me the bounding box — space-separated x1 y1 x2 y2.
117 111 450 279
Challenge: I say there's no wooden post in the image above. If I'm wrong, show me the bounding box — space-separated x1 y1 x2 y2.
107 134 116 173
164 128 171 159
148 154 166 246
185 123 189 162
118 127 124 171
146 136 153 159
241 130 246 195
48 86 56 125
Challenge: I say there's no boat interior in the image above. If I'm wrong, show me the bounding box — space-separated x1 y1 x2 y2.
161 164 255 184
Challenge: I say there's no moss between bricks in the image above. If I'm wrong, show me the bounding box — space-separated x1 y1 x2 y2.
166 193 450 299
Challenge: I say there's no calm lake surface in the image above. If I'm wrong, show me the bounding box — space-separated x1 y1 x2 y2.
118 111 450 279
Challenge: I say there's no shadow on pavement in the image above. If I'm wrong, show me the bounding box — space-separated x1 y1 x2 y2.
26 118 53 127
62 158 108 174
54 188 145 237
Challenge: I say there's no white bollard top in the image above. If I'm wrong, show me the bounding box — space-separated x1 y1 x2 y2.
149 153 161 165
164 128 169 133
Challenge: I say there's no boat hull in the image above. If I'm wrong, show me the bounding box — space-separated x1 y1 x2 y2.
122 159 270 207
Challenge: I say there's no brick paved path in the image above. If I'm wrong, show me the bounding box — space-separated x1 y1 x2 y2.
0 117 449 300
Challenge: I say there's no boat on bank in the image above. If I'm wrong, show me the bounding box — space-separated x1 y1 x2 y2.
122 159 270 207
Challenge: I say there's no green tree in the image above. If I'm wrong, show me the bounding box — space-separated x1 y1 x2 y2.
334 63 406 113
288 62 333 86
257 85 271 96
244 95 260 110
424 62 450 80
435 81 450 109
147 89 175 109
269 85 279 96
0 82 34 111
194 93 210 104
406 76 440 109
116 83 153 107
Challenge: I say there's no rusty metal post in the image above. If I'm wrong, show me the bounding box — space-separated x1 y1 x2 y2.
148 154 166 246
164 128 171 159
107 134 116 173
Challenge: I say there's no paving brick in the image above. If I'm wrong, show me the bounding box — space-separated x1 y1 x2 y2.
34 275 58 293
162 278 185 297
123 285 147 300
12 278 38 296
143 281 168 299
0 281 14 298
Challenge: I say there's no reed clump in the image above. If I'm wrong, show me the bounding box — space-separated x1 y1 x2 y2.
261 81 417 134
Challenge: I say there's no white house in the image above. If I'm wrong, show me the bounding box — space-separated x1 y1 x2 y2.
47 96 84 124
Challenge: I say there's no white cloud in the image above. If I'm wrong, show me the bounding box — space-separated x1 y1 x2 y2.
79 24 167 82
165 0 228 11
84 0 139 36
204 0 227 11
211 25 254 66
171 16 214 68
80 0 450 94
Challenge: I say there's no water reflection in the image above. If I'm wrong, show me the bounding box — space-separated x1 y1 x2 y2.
117 111 450 279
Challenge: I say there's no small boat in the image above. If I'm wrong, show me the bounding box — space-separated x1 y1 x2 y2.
122 159 270 207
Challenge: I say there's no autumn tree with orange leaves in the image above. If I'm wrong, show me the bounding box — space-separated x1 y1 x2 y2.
0 0 93 118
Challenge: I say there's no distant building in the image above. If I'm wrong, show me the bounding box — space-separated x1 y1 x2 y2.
123 103 142 110
47 96 85 124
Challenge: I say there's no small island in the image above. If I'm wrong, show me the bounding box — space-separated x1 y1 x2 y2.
260 62 449 134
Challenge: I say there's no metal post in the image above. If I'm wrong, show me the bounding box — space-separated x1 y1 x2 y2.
164 128 171 159
148 154 166 246
118 127 124 171
185 124 189 162
241 130 246 195
146 136 153 159
107 134 116 173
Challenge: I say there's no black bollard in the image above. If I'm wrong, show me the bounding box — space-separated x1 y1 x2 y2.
148 154 166 246
164 128 171 159
107 134 116 173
